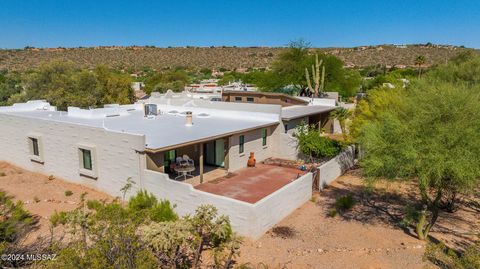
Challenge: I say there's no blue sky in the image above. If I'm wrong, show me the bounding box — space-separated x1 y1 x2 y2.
1 0 479 48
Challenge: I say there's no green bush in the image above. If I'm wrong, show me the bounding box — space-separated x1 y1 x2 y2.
0 191 34 243
295 124 343 160
335 195 355 211
42 193 241 269
328 208 337 217
424 241 480 269
64 190 73 197
128 190 177 222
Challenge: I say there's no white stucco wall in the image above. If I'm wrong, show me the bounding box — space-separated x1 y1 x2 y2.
318 145 356 190
284 116 308 136
228 126 274 172
143 169 312 239
0 113 146 197
0 110 312 239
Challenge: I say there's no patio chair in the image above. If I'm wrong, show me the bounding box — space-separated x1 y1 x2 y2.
183 155 194 166
182 155 195 176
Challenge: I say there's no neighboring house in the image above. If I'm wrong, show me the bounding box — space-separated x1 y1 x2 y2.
132 82 147 99
220 90 338 136
221 91 308 106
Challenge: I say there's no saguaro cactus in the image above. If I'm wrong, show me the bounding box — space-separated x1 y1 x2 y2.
305 54 325 97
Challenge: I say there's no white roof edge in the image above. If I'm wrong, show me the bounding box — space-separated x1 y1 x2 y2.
0 100 57 113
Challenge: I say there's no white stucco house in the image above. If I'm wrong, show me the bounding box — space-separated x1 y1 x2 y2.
0 97 336 238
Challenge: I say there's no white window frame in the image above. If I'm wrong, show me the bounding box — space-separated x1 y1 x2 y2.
77 144 98 179
27 134 44 164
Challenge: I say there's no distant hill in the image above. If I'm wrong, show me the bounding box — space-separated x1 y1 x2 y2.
0 44 472 72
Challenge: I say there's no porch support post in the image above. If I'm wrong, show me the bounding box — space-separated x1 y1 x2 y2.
199 143 204 183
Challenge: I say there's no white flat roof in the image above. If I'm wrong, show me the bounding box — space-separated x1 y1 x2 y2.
281 105 335 121
1 103 279 151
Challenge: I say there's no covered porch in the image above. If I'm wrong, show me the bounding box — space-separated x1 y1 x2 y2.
145 137 230 186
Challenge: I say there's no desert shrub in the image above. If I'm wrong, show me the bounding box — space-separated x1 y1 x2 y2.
0 172 5 177
64 190 73 197
424 241 480 269
0 191 35 243
43 195 162 269
295 124 343 161
127 190 177 222
335 195 355 211
0 191 45 268
139 205 241 268
271 226 296 238
48 175 54 180
33 196 41 203
328 208 338 217
41 193 240 268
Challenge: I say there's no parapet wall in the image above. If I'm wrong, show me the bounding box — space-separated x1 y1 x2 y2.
142 169 312 239
318 145 356 190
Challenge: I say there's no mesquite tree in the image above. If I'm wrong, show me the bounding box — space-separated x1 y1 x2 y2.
358 79 480 240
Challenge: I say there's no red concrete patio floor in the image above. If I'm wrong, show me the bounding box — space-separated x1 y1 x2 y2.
194 163 306 203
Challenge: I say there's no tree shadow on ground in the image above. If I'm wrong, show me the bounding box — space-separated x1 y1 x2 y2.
321 168 479 248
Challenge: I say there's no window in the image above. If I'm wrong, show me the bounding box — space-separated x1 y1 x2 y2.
30 137 39 156
163 150 176 173
28 135 44 163
78 145 97 179
262 128 267 146
234 96 242 102
246 97 254 102
239 135 244 154
81 149 92 170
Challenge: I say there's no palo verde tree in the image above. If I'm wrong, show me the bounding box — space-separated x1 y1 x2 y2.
358 78 480 240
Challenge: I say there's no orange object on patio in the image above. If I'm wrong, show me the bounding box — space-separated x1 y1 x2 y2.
247 152 256 167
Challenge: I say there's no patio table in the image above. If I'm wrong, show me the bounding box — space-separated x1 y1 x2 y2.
174 165 195 181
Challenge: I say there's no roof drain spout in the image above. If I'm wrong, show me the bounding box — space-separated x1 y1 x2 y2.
185 111 193 126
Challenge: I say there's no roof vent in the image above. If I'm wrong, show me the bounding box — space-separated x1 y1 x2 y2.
144 104 158 117
197 113 210 118
185 111 193 126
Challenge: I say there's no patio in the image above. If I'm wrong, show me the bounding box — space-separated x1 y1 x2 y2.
146 137 229 185
194 163 306 203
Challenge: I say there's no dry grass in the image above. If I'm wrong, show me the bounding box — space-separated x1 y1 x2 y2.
271 226 296 239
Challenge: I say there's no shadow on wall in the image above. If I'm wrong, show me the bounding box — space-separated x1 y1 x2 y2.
318 145 356 190
338 146 356 173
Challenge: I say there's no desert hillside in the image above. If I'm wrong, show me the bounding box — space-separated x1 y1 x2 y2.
0 44 470 71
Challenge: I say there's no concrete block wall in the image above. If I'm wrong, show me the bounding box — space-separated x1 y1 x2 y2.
0 113 146 197
318 145 356 190
143 169 312 239
228 126 275 172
